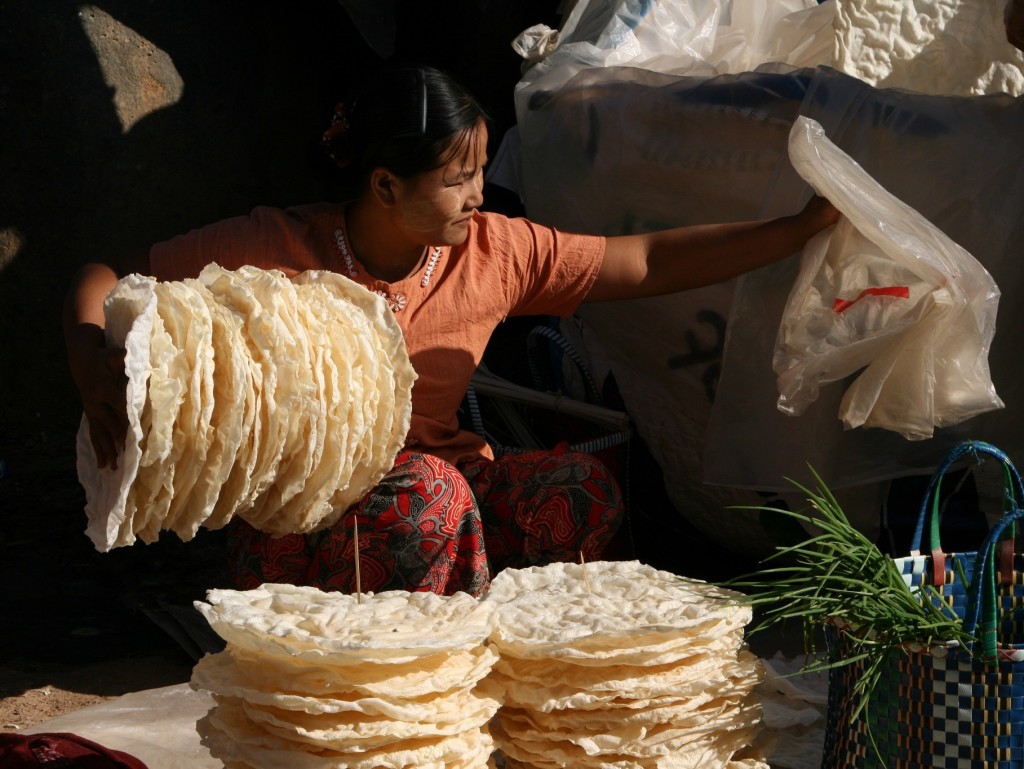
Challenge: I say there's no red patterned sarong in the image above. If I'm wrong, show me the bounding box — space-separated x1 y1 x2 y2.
227 447 623 597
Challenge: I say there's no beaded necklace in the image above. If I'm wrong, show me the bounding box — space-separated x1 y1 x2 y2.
333 227 442 313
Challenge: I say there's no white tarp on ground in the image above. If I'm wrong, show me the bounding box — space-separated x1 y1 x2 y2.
21 663 829 769
23 685 218 769
509 0 1024 553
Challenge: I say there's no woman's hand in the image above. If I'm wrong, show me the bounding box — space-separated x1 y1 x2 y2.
796 194 841 236
64 262 129 469
70 333 128 469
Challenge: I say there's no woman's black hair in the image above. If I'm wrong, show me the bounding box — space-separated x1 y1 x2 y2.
322 65 488 191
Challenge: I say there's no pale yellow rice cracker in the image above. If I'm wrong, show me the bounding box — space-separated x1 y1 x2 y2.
195 584 496 663
311 297 366 526
496 701 692 741
491 714 766 769
125 305 183 541
485 561 750 661
496 694 762 757
235 267 321 530
133 279 214 541
496 653 761 713
208 266 291 516
197 264 266 526
191 651 500 721
199 698 495 769
161 277 250 540
199 641 498 700
491 639 740 690
271 281 351 534
294 276 389 525
234 688 498 752
292 270 414 524
501 686 750 735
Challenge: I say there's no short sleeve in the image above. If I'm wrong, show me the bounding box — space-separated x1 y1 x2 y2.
485 215 606 317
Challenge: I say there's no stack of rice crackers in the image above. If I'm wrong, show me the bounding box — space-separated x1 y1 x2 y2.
486 561 769 769
76 264 415 550
191 561 768 769
192 584 502 769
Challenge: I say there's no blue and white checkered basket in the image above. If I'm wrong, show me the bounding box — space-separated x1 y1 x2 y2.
822 441 1024 769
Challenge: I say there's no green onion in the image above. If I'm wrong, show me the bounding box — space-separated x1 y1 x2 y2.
719 467 976 725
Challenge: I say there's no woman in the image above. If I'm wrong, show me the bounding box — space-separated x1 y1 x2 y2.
65 65 839 597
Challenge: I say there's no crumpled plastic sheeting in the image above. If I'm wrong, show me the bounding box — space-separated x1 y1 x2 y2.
774 116 1002 440
514 0 833 97
756 654 828 769
705 69 1024 490
23 685 218 769
514 67 1024 501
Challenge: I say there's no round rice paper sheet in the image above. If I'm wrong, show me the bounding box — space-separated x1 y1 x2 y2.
232 267 318 530
195 269 260 530
292 271 415 528
157 279 217 538
234 691 498 751
498 698 709 734
126 306 183 543
498 663 757 714
485 561 750 661
491 637 741 688
196 584 496 662
193 656 500 724
272 283 338 533
195 643 499 700
200 699 494 769
497 694 762 756
197 265 268 524
491 715 766 769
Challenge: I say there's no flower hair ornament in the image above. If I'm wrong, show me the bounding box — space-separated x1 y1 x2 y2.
321 100 353 168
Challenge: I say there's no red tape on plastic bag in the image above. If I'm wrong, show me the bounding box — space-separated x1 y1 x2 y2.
832 286 910 312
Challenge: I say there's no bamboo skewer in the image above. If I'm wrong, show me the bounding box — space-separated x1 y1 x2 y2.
354 517 362 604
579 550 593 594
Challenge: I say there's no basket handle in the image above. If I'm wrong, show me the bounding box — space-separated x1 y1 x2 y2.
909 440 1024 586
964 504 1024 661
911 441 1024 552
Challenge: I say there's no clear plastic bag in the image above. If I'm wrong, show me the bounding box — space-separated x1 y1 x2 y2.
774 117 1003 440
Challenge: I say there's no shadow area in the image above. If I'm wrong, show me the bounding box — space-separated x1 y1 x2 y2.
0 0 566 703
0 0 374 699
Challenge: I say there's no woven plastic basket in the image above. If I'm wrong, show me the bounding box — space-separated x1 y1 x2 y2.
822 441 1024 769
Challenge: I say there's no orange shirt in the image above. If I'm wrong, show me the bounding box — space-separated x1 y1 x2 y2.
149 203 605 464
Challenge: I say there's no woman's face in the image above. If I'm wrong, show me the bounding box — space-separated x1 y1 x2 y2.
392 120 488 246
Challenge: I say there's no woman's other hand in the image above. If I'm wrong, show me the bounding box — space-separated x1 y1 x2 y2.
73 342 129 469
64 262 128 469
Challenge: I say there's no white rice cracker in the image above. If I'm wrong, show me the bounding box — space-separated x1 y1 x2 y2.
76 265 416 549
834 0 1024 96
195 584 496 663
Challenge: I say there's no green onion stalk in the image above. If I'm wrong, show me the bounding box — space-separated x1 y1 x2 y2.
721 467 976 725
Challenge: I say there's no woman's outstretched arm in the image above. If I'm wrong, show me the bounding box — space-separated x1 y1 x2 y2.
586 196 839 303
